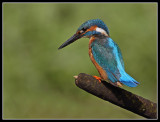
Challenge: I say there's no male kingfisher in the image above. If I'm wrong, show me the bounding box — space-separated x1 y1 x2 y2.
58 19 139 87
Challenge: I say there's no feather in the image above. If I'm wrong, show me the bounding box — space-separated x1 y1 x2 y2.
91 37 139 87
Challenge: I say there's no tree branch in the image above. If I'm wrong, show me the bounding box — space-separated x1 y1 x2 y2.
75 73 157 119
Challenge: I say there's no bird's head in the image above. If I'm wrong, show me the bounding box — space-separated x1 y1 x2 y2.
58 19 109 49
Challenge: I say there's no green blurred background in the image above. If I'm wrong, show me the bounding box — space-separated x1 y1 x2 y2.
3 3 157 119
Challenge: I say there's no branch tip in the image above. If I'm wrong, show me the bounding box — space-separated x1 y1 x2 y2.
73 75 78 79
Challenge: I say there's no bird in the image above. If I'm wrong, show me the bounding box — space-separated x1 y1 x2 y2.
58 19 139 87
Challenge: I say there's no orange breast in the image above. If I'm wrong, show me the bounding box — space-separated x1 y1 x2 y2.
89 37 108 80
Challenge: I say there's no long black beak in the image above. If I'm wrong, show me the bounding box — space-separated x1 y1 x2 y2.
58 33 81 50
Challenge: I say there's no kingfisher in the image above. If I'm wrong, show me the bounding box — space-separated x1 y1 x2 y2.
58 19 139 87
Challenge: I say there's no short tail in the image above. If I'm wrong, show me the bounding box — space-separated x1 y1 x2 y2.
119 72 139 87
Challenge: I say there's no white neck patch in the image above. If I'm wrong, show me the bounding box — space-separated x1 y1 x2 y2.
95 27 108 36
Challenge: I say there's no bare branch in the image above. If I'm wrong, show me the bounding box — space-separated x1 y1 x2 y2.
75 73 157 119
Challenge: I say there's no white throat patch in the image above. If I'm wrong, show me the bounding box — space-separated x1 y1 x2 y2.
95 27 108 36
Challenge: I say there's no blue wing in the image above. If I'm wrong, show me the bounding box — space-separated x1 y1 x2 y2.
91 37 139 87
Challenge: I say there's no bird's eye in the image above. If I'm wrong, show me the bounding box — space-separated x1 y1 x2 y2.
79 28 87 33
82 27 87 32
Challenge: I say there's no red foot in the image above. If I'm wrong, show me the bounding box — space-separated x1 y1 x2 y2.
93 76 102 83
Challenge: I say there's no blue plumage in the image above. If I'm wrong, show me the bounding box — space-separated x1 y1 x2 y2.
59 19 139 87
91 37 139 87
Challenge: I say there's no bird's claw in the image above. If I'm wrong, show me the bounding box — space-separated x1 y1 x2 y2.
93 76 102 83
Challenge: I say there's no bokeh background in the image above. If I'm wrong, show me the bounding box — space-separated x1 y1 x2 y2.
3 3 157 119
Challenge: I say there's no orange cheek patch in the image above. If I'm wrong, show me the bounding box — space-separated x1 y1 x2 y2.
86 25 97 32
82 25 97 37
76 25 97 36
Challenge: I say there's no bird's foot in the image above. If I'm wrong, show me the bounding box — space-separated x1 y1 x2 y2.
93 76 102 83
